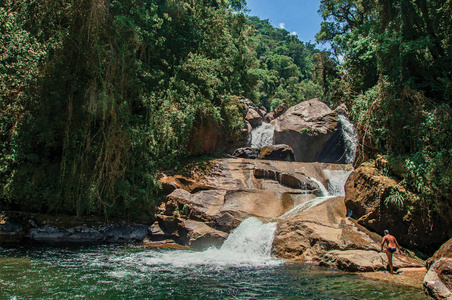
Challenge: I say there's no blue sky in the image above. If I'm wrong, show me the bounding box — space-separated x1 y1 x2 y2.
245 0 323 44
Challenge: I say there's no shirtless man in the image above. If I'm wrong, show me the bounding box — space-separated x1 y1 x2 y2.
380 229 401 274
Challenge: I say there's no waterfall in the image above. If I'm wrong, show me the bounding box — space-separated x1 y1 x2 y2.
219 217 276 258
338 115 358 164
278 168 352 220
324 169 352 197
306 176 329 197
143 217 280 267
249 123 275 148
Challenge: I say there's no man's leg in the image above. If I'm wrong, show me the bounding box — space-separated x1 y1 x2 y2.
385 249 394 274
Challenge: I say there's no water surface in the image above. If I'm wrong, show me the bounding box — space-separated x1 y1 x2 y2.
0 244 427 299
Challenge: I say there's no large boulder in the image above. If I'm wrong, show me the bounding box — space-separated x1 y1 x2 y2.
258 144 295 161
424 239 452 300
154 215 228 249
241 97 264 128
232 147 260 159
273 196 424 271
344 161 449 254
272 98 346 163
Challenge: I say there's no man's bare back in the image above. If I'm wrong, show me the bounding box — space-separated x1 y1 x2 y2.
382 234 399 249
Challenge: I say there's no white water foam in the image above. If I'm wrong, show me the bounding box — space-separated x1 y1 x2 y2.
135 217 281 268
306 176 329 197
278 168 352 220
338 115 358 164
324 169 352 197
249 123 275 148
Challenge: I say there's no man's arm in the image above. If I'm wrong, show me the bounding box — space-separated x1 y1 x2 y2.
380 236 386 252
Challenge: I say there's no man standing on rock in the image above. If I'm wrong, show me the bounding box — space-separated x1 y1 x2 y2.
381 229 401 274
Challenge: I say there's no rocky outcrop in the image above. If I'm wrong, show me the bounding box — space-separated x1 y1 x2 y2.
153 215 227 250
27 223 149 243
344 161 449 254
272 98 347 163
273 196 424 272
0 212 151 244
424 239 452 299
241 97 265 128
156 158 351 247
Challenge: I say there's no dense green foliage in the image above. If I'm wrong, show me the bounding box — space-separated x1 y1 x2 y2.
317 0 452 222
0 0 258 218
247 17 322 110
0 0 323 218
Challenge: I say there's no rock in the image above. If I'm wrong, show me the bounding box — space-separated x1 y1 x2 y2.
27 223 149 243
264 111 275 123
344 162 449 254
154 215 228 249
0 221 24 243
246 108 263 128
258 144 295 161
274 103 289 118
333 103 348 117
272 98 347 163
232 147 260 159
320 250 424 272
273 196 425 272
240 97 264 128
424 239 452 299
424 258 452 300
427 239 452 269
158 158 351 248
181 220 228 250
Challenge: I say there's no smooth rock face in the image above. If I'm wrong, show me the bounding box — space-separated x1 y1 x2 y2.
272 98 346 163
344 162 449 254
424 239 452 300
273 196 424 271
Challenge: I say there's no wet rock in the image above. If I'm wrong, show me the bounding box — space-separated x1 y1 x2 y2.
258 144 295 162
272 98 346 163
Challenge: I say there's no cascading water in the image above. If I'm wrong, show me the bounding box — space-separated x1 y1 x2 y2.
142 217 280 268
324 169 352 197
278 168 352 220
338 115 358 164
249 122 275 148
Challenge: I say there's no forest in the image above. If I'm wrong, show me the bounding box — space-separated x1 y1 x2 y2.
1 0 451 227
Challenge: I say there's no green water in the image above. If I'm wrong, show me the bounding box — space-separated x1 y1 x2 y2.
0 244 427 300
